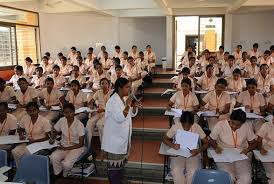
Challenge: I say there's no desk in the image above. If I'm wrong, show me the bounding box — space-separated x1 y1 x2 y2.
0 166 11 182
159 142 175 183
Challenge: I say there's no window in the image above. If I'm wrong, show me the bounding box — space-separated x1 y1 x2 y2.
0 5 40 67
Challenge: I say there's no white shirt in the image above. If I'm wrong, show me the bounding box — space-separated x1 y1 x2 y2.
101 93 138 154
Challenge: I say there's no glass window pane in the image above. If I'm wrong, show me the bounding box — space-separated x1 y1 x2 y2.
0 26 16 66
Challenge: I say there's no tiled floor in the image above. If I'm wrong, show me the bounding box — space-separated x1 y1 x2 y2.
133 116 169 130
142 98 169 108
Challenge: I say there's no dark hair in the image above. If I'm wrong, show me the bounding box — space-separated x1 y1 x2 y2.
101 45 106 49
139 51 144 56
237 45 242 49
189 56 196 61
61 56 67 61
250 56 257 61
115 45 120 49
15 65 23 71
264 50 270 55
76 56 83 60
181 67 190 74
0 102 8 109
206 64 213 71
73 65 79 71
180 111 194 125
88 47 94 51
224 51 230 55
25 57 33 63
204 49 210 53
57 52 63 57
100 78 110 85
35 67 43 73
94 62 102 68
228 55 235 60
63 103 75 112
219 45 224 50
114 58 120 65
270 45 274 51
0 78 6 85
26 102 39 111
216 78 228 86
208 56 215 60
253 43 259 48
127 56 134 61
246 78 257 86
42 56 49 60
70 80 80 87
146 45 151 49
230 109 246 124
132 45 137 49
115 65 123 70
52 64 60 70
71 46 76 50
233 68 241 75
112 78 129 96
260 64 269 70
45 52 50 57
45 77 54 84
18 77 28 83
103 51 108 55
181 78 192 87
76 51 81 55
242 51 247 55
123 51 128 56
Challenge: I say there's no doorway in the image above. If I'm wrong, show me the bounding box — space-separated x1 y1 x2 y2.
185 35 198 54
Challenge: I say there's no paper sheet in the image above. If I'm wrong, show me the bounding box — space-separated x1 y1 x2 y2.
8 104 16 110
26 140 58 154
227 91 239 95
0 135 29 145
208 148 248 163
161 89 176 96
265 115 273 122
195 90 208 94
170 76 178 82
164 108 182 117
175 129 199 150
75 107 98 114
253 150 274 162
0 166 11 174
167 148 192 158
246 112 264 119
39 106 48 112
197 111 218 117
60 87 70 91
194 77 202 81
81 89 93 93
51 106 61 111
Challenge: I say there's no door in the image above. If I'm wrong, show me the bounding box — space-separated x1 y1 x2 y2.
185 35 198 54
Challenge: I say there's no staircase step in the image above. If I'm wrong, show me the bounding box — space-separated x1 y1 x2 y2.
154 70 177 79
133 116 169 131
142 98 169 109
152 78 173 88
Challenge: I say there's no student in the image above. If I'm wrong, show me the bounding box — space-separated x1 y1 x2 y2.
200 78 231 129
111 65 127 84
199 49 210 67
9 65 29 90
216 45 224 61
85 52 96 73
135 51 148 72
233 45 242 61
77 56 88 75
97 45 106 60
181 51 195 68
221 55 239 78
88 62 111 91
249 43 261 59
259 50 271 66
238 51 250 70
181 45 194 61
87 47 96 59
50 103 85 177
245 56 259 78
0 102 17 151
227 68 246 92
167 78 199 113
55 52 63 66
123 56 142 95
108 57 121 77
69 65 86 88
174 67 195 91
120 51 128 67
59 56 72 76
39 77 64 122
209 109 257 184
163 111 208 184
144 45 156 72
50 65 65 88
114 45 123 59
86 78 112 143
0 78 16 103
13 78 38 120
188 57 201 77
201 56 219 76
40 56 52 75
30 67 46 89
196 64 218 91
12 102 51 165
45 52 54 64
68 46 78 65
101 51 113 70
23 57 36 78
255 64 271 94
65 80 88 122
130 45 138 60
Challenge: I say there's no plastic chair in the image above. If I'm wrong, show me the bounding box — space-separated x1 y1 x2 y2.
0 149 7 167
192 169 232 184
13 155 50 184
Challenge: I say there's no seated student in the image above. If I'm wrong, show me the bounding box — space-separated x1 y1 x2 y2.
111 65 127 85
60 56 72 76
23 57 36 78
45 52 54 64
181 51 195 68
86 47 97 60
245 56 259 78
113 45 123 59
163 111 208 184
123 56 142 95
13 78 38 120
256 111 274 184
101 51 113 70
49 103 85 177
144 45 156 72
167 78 199 113
201 56 219 76
238 51 250 70
267 94 274 113
0 102 17 151
188 57 202 77
233 45 243 61
255 64 271 95
0 78 16 103
180 45 194 62
249 43 261 59
88 62 111 91
209 109 257 184
270 45 274 65
108 58 121 77
97 45 106 61
198 49 210 67
227 68 246 92
235 78 266 132
135 51 148 72
196 64 218 91
259 50 271 66
68 65 86 88
30 67 46 89
85 52 96 73
174 67 195 91
76 56 88 75
120 51 128 67
55 52 63 66
130 45 138 60
68 47 78 65
216 45 224 61
39 77 65 122
221 55 239 78
65 80 88 122
86 78 111 143
50 65 65 88
9 65 29 90
200 78 231 130
40 56 52 75
12 102 51 165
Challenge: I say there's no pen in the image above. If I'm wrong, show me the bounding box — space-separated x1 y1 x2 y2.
187 147 191 151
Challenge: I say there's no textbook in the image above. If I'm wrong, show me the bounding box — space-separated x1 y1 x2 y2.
26 140 58 154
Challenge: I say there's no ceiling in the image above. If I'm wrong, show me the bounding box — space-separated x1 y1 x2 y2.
0 0 274 17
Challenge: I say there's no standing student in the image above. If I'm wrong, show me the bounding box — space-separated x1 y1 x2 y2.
50 65 65 88
196 65 218 91
249 43 261 59
130 45 138 60
167 78 199 113
30 67 46 89
9 65 29 90
88 62 111 91
0 78 16 103
12 102 51 165
40 56 52 75
68 47 78 65
23 57 36 78
255 64 271 94
101 51 113 70
59 56 72 76
144 45 156 72
200 78 231 129
101 78 140 184
97 45 106 60
68 65 86 88
39 77 64 122
0 102 17 151
50 103 85 177
245 56 259 78
86 78 112 143
209 109 257 184
114 45 123 59
227 69 246 92
13 78 38 120
163 112 208 184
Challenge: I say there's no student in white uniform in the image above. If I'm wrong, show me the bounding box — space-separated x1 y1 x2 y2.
45 52 54 65
233 45 243 62
114 45 123 59
259 50 271 66
180 45 194 62
173 67 195 91
144 45 156 72
227 69 246 92
199 49 210 67
86 47 96 61
268 94 274 113
40 56 52 75
238 51 250 70
24 57 36 78
196 65 218 91
249 43 261 59
59 56 72 76
101 52 113 70
255 64 271 94
77 56 88 75
97 45 106 61
209 109 257 184
120 51 128 67
85 52 96 73
245 56 259 78
68 47 78 65
50 103 85 177
55 52 63 66
221 55 239 78
88 62 111 91
51 65 65 89
216 45 224 61
101 78 140 184
9 65 29 90
12 102 51 165
111 65 127 85
30 67 46 89
86 78 111 143
68 65 86 88
0 78 16 103
130 45 138 60
163 112 208 184
108 58 120 77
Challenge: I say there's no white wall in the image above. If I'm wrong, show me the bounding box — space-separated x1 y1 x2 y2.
231 11 274 52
